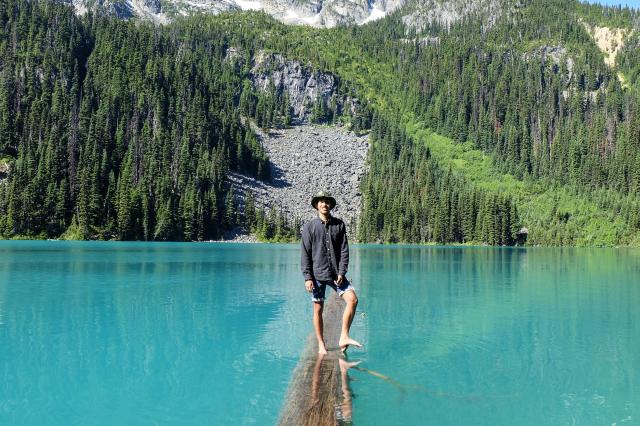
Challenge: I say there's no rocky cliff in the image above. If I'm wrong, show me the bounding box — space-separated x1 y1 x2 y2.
402 0 505 33
67 0 405 27
245 50 360 122
0 163 9 181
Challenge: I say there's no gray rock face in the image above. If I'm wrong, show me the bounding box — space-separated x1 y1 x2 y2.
228 124 369 237
143 0 162 14
0 162 9 182
402 0 505 33
68 0 171 22
523 45 567 64
247 50 359 122
523 45 574 84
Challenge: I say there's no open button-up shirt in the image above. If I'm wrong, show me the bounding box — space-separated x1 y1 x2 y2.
301 216 349 281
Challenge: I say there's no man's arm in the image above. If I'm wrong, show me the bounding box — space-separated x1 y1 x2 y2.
301 223 314 281
338 222 349 277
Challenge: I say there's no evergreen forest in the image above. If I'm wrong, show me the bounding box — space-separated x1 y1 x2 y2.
1 0 639 246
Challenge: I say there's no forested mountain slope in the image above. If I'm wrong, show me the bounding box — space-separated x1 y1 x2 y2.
0 0 275 240
1 0 639 245
210 0 640 246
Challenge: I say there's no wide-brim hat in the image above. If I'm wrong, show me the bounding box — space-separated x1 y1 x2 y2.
311 191 336 209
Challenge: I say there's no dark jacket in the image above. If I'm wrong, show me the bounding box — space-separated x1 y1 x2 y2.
301 216 349 281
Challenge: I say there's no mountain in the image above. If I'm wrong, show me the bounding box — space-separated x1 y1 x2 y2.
64 0 515 28
66 0 405 26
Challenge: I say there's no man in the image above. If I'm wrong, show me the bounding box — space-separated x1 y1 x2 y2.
301 191 362 355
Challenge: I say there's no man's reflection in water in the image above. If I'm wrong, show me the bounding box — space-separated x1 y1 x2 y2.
310 353 360 424
336 357 360 423
310 353 326 408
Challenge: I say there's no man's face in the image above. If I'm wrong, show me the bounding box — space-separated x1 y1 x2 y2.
317 199 331 214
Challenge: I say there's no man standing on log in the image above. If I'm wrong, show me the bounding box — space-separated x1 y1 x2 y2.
301 191 362 355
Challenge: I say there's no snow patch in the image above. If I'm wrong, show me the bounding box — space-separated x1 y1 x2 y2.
129 0 150 18
282 8 321 26
301 13 321 25
184 0 206 9
73 0 88 15
235 0 263 11
361 7 386 24
283 9 300 21
333 5 348 15
294 10 321 25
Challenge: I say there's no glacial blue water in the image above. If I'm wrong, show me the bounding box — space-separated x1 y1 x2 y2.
0 242 638 425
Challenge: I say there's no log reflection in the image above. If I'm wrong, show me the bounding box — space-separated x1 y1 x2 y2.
279 294 356 425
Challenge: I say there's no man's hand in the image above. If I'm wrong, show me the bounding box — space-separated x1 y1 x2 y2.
335 275 344 286
305 280 315 292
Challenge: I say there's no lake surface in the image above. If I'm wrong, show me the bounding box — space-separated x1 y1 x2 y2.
0 242 638 425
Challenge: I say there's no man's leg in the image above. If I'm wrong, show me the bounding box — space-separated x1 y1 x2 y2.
313 301 328 355
339 290 362 352
337 358 359 421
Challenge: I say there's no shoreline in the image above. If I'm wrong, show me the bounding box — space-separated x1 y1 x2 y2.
0 236 637 248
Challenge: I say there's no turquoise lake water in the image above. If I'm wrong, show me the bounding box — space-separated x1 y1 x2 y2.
0 242 638 425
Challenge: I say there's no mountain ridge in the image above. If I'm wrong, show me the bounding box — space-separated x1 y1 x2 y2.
66 0 405 26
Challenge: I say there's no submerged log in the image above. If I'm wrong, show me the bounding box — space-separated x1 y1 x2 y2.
278 293 349 426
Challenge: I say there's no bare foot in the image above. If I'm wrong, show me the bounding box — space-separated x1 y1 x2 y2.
339 337 362 353
338 358 361 372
